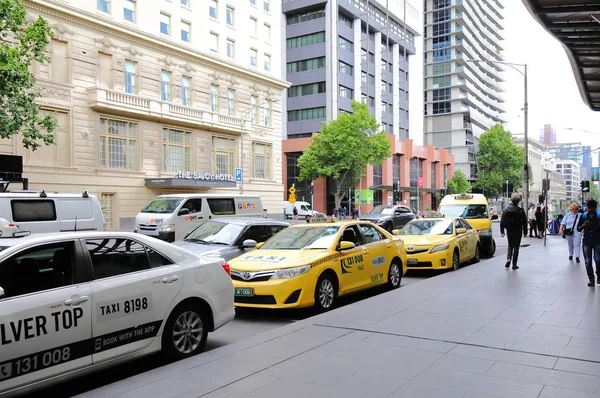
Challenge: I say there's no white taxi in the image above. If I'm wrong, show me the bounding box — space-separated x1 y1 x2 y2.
0 232 234 396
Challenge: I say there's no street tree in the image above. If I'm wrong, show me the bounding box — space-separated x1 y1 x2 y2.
473 124 523 196
0 0 57 150
588 181 600 202
447 169 471 194
297 100 391 209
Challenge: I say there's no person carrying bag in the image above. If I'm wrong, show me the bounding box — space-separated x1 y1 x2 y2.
559 204 582 262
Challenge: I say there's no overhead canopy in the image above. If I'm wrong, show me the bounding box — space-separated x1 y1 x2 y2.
523 1 600 110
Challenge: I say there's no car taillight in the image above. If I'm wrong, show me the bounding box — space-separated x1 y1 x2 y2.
221 263 231 276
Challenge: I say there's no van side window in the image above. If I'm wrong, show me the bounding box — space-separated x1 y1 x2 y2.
86 238 166 279
11 199 57 222
207 198 236 215
181 199 202 214
0 242 74 299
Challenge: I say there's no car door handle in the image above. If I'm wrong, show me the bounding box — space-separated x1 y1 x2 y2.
162 276 179 284
64 296 89 306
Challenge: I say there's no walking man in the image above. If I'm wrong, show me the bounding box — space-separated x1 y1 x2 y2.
527 204 537 237
577 199 600 286
500 196 528 269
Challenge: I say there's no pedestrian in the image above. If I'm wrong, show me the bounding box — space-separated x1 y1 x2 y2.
535 206 545 238
527 204 537 237
341 206 347 220
292 206 298 220
559 204 582 263
500 195 528 270
333 207 338 220
577 199 600 287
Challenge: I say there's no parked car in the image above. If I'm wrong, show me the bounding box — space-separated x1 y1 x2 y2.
0 231 234 396
174 218 290 262
359 205 415 232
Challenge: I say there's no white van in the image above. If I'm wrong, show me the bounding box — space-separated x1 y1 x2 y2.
0 190 105 234
283 201 324 219
134 194 263 242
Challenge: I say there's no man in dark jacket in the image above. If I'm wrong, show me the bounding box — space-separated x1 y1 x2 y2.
500 196 528 269
577 199 600 286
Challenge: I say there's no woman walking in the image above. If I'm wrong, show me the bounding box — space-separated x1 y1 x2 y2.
559 204 582 263
535 206 545 238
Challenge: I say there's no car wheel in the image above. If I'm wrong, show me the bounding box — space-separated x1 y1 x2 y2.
162 304 208 360
472 244 481 264
385 222 393 233
452 250 460 271
387 261 402 289
314 273 337 312
486 239 496 257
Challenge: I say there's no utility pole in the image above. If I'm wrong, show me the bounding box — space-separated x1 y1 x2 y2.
544 170 549 247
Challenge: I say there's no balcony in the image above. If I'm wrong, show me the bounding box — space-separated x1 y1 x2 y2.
87 88 267 135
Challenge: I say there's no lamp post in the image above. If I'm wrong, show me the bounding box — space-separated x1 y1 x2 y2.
466 59 529 210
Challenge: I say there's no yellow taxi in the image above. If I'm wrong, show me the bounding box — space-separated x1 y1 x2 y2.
400 216 480 271
225 221 407 311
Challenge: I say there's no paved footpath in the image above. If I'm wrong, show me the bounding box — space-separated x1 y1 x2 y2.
79 235 600 398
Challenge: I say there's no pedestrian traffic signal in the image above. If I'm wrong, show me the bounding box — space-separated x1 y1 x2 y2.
538 194 545 204
393 180 401 202
307 184 314 196
581 180 590 192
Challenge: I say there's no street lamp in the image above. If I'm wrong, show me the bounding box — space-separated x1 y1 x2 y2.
466 59 529 210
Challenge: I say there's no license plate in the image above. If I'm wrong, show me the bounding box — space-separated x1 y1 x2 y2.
407 258 418 265
234 287 254 297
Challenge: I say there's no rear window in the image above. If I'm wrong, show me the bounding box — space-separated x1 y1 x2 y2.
207 198 235 215
11 200 57 222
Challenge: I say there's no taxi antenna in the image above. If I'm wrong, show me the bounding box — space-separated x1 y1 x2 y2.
74 217 78 232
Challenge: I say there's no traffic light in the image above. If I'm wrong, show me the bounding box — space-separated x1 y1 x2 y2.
393 180 401 202
307 184 314 196
538 194 545 204
582 180 590 192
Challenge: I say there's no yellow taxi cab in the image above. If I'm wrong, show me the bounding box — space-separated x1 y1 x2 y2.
438 193 498 256
400 216 480 271
225 220 407 311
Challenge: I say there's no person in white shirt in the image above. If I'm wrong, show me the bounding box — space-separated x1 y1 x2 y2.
527 204 537 237
559 204 583 263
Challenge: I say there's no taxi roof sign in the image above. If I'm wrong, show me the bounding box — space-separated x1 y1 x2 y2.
454 194 474 199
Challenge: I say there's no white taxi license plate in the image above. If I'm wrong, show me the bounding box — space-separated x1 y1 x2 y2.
407 258 418 265
234 287 254 297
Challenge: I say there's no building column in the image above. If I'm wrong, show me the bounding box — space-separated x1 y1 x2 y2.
374 31 382 125
353 18 362 101
392 43 400 140
325 2 338 121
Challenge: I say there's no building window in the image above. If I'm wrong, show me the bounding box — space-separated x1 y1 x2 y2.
97 0 110 13
339 13 353 28
227 39 235 58
432 9 450 23
288 82 326 98
286 32 326 49
264 53 271 71
432 36 451 49
124 0 135 21
263 100 271 126
250 95 258 123
124 60 136 94
161 70 171 101
181 76 191 106
410 158 418 188
226 6 234 26
264 24 271 43
431 162 437 188
339 61 353 76
212 136 235 175
432 62 451 76
287 107 325 121
432 49 451 62
393 154 401 184
338 36 353 51
339 85 353 99
373 163 382 187
432 76 451 88
227 88 235 116
432 88 451 101
250 48 257 67
252 142 272 179
263 0 270 12
433 22 451 36
433 101 451 114
210 0 218 19
287 57 325 73
181 0 190 6
162 128 191 172
181 20 191 42
287 9 325 25
250 17 257 36
160 12 170 35
250 0 256 5
210 32 218 52
99 118 137 170
210 84 219 112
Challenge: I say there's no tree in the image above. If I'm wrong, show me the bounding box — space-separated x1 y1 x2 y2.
0 0 57 150
447 170 471 194
589 181 600 201
298 101 391 209
473 124 523 196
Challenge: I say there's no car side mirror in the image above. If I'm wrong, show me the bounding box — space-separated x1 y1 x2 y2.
178 208 190 216
338 241 355 251
242 239 257 248
255 242 265 249
394 211 402 216
392 229 401 236
457 228 467 234
491 214 498 220
0 286 4 298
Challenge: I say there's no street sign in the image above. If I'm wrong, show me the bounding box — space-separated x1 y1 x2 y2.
235 168 243 183
288 186 296 204
418 177 423 188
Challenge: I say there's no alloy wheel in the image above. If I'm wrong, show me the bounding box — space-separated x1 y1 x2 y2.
389 263 401 288
452 251 460 271
319 279 335 309
172 311 203 354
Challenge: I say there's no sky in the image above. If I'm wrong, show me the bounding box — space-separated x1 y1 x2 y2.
408 1 600 166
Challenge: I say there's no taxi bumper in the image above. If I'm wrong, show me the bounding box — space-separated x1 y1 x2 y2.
406 250 452 270
232 273 316 309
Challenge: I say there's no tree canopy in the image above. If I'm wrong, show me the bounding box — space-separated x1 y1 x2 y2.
473 124 524 196
447 169 471 194
297 101 391 209
0 0 57 150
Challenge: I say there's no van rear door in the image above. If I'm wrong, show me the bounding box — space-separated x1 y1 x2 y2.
56 199 98 232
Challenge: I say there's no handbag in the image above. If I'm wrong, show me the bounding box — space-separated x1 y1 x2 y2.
563 214 578 236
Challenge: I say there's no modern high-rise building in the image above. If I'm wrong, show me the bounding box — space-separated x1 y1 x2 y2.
539 124 556 145
554 160 580 203
1 0 288 228
423 0 506 181
543 142 591 181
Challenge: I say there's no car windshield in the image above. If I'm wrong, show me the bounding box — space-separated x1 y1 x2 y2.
439 204 488 219
260 226 340 250
369 205 394 215
184 221 244 245
400 220 453 235
141 198 183 213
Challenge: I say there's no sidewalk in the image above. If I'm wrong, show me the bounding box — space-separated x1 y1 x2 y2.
79 235 600 398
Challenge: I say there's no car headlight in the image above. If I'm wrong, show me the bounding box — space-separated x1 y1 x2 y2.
376 218 386 224
270 265 310 279
479 228 492 237
157 224 175 232
430 244 450 253
134 223 139 232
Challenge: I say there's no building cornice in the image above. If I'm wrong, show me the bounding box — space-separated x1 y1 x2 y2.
25 0 290 90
